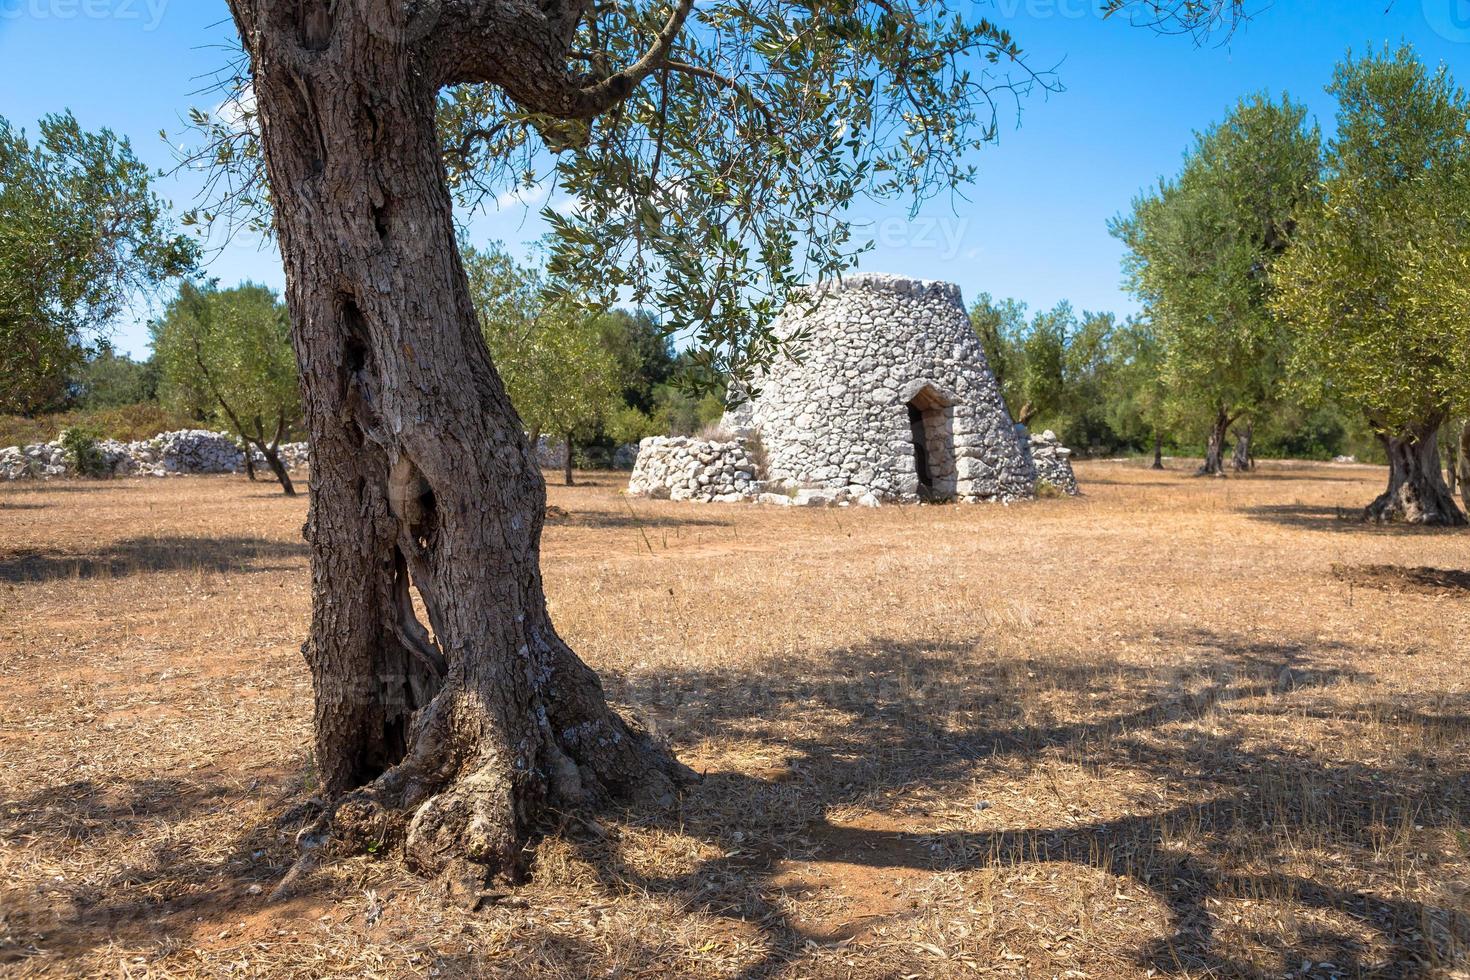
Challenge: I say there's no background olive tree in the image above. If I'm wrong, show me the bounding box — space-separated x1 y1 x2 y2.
1112 94 1321 475
0 112 195 415
1271 46 1470 526
463 244 620 484
152 281 302 494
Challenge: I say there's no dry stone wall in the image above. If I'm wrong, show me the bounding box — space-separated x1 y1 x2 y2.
0 429 598 483
626 437 760 501
0 430 311 481
724 273 1035 503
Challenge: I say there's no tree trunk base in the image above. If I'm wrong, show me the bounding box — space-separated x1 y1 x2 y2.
1196 408 1232 477
1365 424 1468 526
1363 488 1467 526
317 632 697 884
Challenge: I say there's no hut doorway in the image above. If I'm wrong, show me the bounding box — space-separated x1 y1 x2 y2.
905 384 957 499
907 404 933 491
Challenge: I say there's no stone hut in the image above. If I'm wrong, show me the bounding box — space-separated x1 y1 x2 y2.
723 273 1035 503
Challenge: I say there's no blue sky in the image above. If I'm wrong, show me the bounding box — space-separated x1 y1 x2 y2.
1 0 1466 357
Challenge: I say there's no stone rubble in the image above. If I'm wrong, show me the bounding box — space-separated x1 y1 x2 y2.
1023 428 1080 496
0 428 591 483
626 436 761 502
0 429 311 481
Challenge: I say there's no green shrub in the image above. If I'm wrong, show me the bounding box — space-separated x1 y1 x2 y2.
59 427 109 478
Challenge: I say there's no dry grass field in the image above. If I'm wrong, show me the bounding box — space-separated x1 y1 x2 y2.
1 461 1467 978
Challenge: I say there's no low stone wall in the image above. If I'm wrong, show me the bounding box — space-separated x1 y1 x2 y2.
0 429 311 481
0 428 589 482
626 436 760 502
1025 429 1080 496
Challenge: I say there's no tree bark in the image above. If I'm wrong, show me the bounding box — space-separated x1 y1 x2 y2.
1196 407 1231 477
1151 430 1164 470
231 2 691 886
1230 422 1254 473
256 442 296 495
563 431 575 486
1365 416 1467 526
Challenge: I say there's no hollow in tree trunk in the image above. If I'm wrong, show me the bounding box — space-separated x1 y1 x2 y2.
1196 407 1232 477
1151 430 1164 470
1231 422 1254 473
230 2 692 889
1365 416 1467 526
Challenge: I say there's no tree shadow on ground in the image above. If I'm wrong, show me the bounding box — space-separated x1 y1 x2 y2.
1229 469 1377 483
1075 475 1181 487
0 769 316 971
0 536 308 583
1242 503 1463 535
566 629 1470 977
7 627 1464 976
1331 562 1470 595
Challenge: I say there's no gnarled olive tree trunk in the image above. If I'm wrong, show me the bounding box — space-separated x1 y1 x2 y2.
1197 406 1231 477
1230 422 1253 472
1151 430 1164 470
1366 417 1467 526
231 1 690 886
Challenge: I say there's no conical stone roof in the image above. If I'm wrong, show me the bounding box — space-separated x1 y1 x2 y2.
724 273 1035 503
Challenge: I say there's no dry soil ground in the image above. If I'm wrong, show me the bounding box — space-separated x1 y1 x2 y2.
0 461 1467 978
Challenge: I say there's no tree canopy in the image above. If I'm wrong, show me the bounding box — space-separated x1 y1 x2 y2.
1270 45 1470 523
1272 46 1470 438
0 112 196 415
191 3 1250 393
